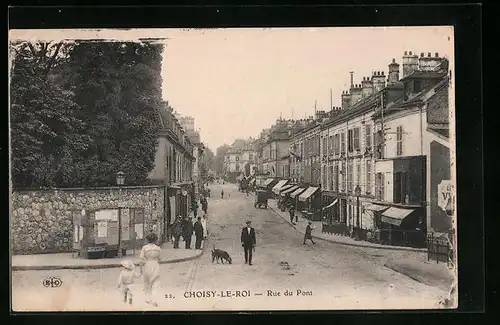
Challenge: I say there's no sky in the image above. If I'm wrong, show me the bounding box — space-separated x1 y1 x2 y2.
161 27 454 152
10 27 454 152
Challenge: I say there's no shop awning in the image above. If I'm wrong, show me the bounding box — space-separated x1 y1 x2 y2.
263 178 274 186
381 207 415 226
272 180 289 194
290 188 306 198
322 198 338 211
298 187 319 202
281 185 299 196
279 184 293 193
364 203 390 212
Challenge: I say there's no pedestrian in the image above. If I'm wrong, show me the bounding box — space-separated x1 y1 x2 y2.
194 217 204 250
303 221 316 245
171 217 182 249
117 260 140 305
289 206 295 224
139 233 161 306
240 220 256 265
221 189 224 199
183 216 194 249
201 214 208 239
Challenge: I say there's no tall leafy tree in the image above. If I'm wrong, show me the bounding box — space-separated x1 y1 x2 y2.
214 144 231 176
9 41 89 188
66 41 163 186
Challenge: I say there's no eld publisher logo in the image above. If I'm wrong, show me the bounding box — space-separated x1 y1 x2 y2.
43 277 63 288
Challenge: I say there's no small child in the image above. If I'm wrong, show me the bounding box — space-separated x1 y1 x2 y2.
117 260 140 305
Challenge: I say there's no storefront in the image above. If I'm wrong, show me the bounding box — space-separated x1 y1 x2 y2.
73 208 147 259
378 206 426 248
272 179 289 196
298 186 321 220
289 187 306 210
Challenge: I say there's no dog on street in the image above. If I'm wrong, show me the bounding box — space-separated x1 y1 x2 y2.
211 245 232 264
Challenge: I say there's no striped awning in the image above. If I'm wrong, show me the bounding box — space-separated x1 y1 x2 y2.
281 185 298 196
290 188 306 198
263 178 274 186
272 180 289 194
298 187 319 202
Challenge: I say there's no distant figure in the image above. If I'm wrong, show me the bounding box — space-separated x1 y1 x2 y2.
289 206 295 224
221 189 224 199
183 217 194 249
171 216 183 249
194 217 204 250
241 220 257 265
201 214 208 239
117 260 140 305
139 233 161 306
303 221 316 245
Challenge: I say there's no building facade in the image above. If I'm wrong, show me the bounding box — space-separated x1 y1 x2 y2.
148 102 196 242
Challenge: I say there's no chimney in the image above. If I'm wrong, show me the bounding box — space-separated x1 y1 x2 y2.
361 77 373 98
341 90 351 110
402 50 419 77
388 58 400 84
418 51 443 71
350 84 362 104
372 71 386 92
349 71 354 88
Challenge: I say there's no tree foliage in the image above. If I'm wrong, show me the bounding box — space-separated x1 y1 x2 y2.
214 144 231 176
10 41 164 188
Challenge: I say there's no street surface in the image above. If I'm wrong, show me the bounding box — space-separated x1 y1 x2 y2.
11 184 448 311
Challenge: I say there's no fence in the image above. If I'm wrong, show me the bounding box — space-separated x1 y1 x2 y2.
427 234 453 265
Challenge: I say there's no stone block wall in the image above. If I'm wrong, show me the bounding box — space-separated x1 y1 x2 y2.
10 186 165 255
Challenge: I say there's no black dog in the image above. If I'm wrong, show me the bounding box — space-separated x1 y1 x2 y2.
211 245 232 264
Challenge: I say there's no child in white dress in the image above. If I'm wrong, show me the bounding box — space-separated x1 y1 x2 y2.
117 260 140 305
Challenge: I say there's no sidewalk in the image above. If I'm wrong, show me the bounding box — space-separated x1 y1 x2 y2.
384 256 455 292
12 241 204 271
268 199 426 253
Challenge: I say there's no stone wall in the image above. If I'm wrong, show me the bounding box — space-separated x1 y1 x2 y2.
10 186 165 255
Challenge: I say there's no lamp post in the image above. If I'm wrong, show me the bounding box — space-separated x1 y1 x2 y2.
355 185 361 239
116 171 125 186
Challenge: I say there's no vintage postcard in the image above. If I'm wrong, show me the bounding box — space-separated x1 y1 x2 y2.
9 27 457 312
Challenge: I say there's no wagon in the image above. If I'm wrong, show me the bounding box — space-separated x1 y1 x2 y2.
254 189 268 209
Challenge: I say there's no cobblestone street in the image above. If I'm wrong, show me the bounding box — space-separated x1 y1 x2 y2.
12 184 449 311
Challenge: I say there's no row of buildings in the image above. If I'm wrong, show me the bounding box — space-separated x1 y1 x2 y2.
147 102 208 240
244 51 454 251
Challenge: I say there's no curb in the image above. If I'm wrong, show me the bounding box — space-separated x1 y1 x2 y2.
269 205 426 253
12 246 205 271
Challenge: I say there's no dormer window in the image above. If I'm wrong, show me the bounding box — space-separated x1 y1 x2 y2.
414 80 422 93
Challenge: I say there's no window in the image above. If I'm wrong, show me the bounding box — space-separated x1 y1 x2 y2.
322 166 328 190
334 134 340 154
348 129 354 152
341 132 346 153
329 135 333 153
376 130 385 159
347 160 353 192
366 160 372 194
396 126 403 156
365 125 372 150
375 173 385 201
393 172 408 204
340 162 346 191
323 137 327 156
236 156 239 161
331 165 337 191
353 128 360 151
329 165 334 191
356 160 361 186
414 80 422 93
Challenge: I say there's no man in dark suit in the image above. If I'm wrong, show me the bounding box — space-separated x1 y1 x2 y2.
241 220 256 265
193 217 204 250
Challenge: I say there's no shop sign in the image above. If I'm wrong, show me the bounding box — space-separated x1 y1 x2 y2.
437 180 454 212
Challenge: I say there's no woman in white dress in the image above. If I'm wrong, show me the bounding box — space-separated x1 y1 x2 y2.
139 232 161 306
201 214 208 239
